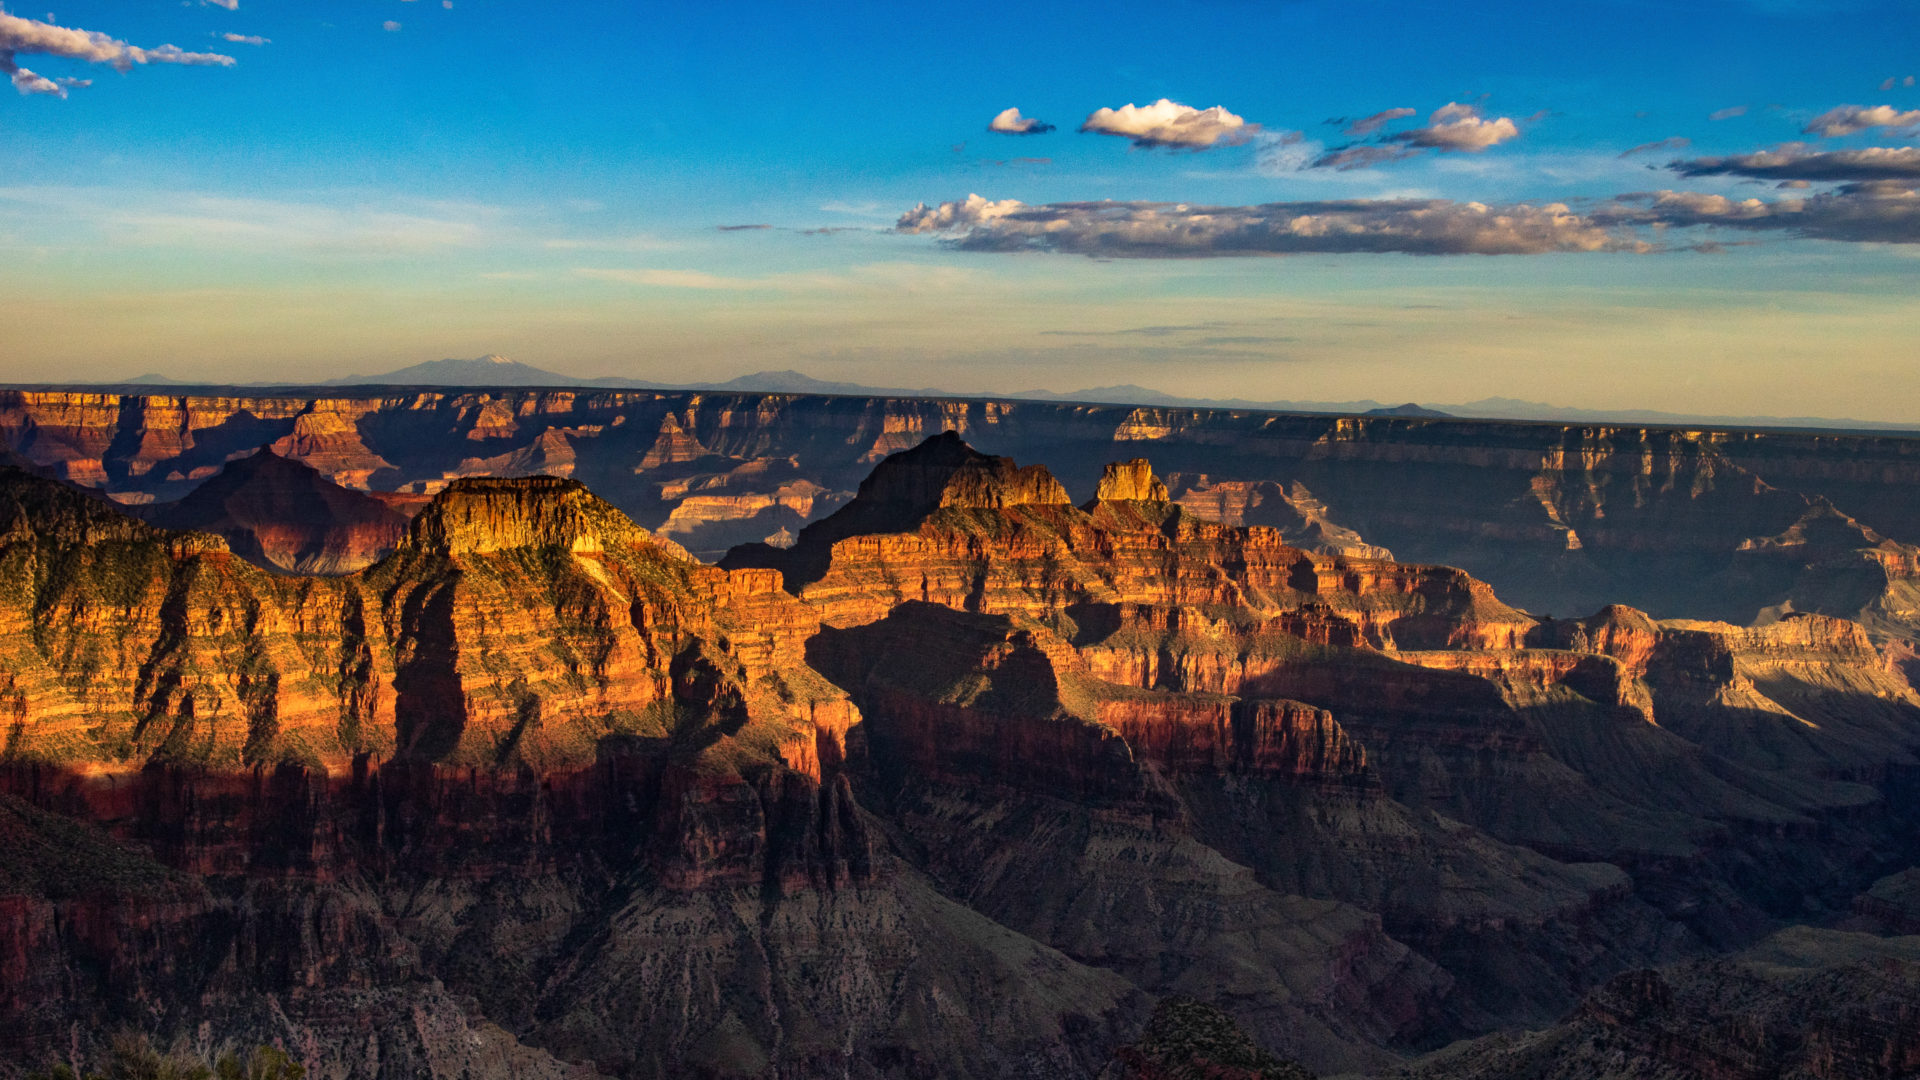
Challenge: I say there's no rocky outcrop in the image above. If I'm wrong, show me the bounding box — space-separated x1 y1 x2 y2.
1406 928 1920 1080
0 772 1134 1079
1167 474 1392 560
1094 459 1170 504
1852 868 1920 935
0 465 850 777
137 450 414 574
725 437 1537 655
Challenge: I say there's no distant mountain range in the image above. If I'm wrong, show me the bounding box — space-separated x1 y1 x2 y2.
81 356 1920 434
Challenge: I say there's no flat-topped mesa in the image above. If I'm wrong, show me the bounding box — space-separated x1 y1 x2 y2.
406 474 636 556
1091 458 1169 504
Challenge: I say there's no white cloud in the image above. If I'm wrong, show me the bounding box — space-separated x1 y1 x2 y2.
0 13 234 86
201 0 239 9
1390 103 1521 152
1079 99 1253 149
219 33 268 46
383 20 402 32
987 107 1053 135
8 63 84 96
895 193 1025 232
1804 104 1920 137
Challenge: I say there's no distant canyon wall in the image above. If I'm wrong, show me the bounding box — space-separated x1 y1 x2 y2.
5 386 1920 629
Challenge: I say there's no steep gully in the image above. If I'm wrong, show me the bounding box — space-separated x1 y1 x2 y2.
0 427 1917 1077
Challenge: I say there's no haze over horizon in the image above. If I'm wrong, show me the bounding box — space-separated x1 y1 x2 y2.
3 0 1918 420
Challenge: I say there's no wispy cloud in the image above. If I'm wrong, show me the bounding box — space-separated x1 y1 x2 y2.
1312 144 1416 171
1341 107 1416 136
0 187 495 252
219 33 268 46
540 233 678 252
576 268 756 290
575 262 985 293
1621 136 1690 158
1709 105 1749 120
0 11 234 98
1079 99 1254 149
987 107 1053 135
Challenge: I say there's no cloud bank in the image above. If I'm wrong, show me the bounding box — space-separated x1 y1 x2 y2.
897 194 1635 256
988 107 1053 135
1079 99 1253 149
899 178 1920 255
1610 184 1920 244
1670 146 1920 182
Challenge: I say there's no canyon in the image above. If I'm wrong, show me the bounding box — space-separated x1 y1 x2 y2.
4 387 1919 646
1 388 1919 1079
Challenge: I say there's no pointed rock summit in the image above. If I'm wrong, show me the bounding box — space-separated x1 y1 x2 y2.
721 431 1073 588
140 450 411 574
857 430 1071 512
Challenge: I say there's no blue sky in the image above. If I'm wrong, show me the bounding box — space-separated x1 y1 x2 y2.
2 0 1918 417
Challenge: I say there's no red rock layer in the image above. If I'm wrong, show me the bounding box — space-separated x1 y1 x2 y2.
0 467 854 783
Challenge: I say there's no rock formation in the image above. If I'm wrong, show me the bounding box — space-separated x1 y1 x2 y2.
7 387 1920 646
1406 927 1920 1080
2 429 1919 1079
136 449 415 574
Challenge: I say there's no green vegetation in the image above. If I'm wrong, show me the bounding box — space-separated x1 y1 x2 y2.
0 793 185 900
1119 997 1315 1080
27 1036 303 1080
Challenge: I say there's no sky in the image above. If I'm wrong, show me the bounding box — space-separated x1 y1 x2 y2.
1 0 1918 418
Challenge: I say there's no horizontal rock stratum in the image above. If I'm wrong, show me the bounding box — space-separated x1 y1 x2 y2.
2 431 1918 1079
5 386 1920 649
